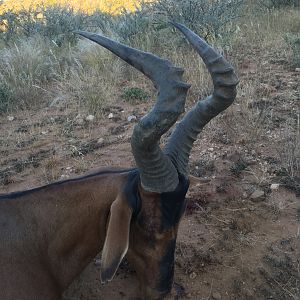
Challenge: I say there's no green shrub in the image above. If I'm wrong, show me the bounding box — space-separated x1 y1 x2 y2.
0 81 12 113
110 4 154 43
0 5 110 46
152 0 244 40
285 33 300 68
261 0 300 9
122 87 149 104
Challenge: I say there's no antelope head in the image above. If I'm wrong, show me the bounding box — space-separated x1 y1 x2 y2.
75 23 238 299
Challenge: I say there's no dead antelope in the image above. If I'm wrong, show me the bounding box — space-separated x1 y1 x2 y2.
0 23 238 300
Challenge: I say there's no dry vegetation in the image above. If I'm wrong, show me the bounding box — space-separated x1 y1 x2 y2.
0 0 299 299
0 0 151 14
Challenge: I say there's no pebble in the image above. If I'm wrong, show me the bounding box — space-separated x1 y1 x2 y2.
295 68 300 72
189 272 197 279
76 118 84 125
7 116 14 121
108 113 114 119
127 115 137 122
97 138 105 145
242 192 248 199
250 189 265 202
271 183 280 190
212 291 222 300
94 259 101 266
85 115 95 122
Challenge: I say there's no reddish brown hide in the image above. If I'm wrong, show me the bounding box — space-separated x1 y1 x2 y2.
0 168 188 300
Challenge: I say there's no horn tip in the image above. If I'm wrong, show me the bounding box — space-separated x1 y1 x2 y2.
73 30 88 37
170 21 185 31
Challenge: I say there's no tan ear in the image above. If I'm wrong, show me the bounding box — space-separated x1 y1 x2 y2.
100 195 132 283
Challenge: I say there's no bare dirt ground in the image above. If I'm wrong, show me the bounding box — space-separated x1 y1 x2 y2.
0 46 299 299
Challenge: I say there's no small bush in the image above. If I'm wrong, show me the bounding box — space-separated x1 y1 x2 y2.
0 5 110 46
285 33 300 68
110 5 154 42
152 0 244 40
261 0 300 9
0 81 12 113
122 87 149 104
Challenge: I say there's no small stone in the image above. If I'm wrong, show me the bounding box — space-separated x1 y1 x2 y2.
41 131 48 135
7 116 14 121
212 291 222 300
94 259 101 266
85 115 95 122
76 118 84 125
250 189 265 202
271 183 280 190
189 272 197 279
97 138 105 145
295 68 300 72
108 113 114 119
242 192 248 199
127 115 137 122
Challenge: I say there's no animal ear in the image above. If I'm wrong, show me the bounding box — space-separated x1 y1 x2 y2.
100 195 132 283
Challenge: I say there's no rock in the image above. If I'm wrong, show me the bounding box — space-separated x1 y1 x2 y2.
212 291 222 300
97 138 105 145
85 115 95 122
271 183 280 190
108 113 114 119
76 118 84 125
94 259 101 266
7 116 14 121
250 189 265 202
127 115 137 122
295 68 300 72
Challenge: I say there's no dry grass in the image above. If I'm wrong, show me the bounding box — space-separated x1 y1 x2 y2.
0 2 299 191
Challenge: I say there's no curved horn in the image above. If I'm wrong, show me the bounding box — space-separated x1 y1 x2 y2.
164 23 239 176
75 31 191 192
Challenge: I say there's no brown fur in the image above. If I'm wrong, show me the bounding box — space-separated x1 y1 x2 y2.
0 168 186 300
0 168 127 299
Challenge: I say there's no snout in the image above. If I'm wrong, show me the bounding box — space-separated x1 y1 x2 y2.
138 282 181 300
137 258 175 300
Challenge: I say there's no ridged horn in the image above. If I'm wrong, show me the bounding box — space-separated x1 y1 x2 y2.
164 23 239 177
75 31 191 192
